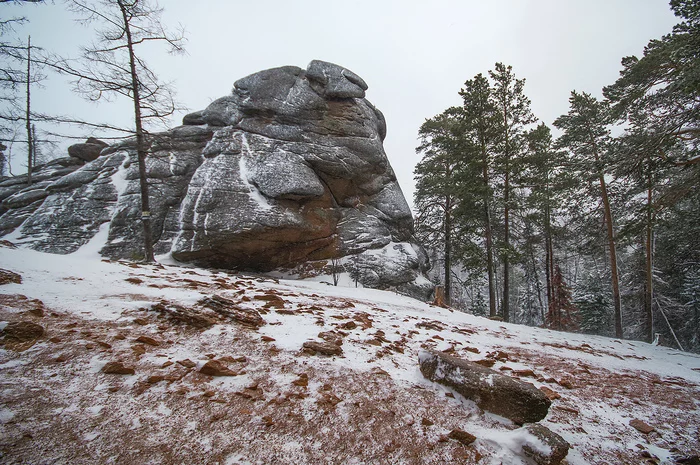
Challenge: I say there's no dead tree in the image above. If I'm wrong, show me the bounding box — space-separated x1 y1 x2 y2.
45 0 185 262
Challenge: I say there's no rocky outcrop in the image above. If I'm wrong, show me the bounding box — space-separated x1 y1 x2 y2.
0 157 86 235
418 350 552 425
0 60 430 298
67 137 108 162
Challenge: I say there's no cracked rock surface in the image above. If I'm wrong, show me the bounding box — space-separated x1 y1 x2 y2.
0 60 430 298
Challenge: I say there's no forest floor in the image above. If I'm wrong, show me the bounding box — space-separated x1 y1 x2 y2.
1 245 699 465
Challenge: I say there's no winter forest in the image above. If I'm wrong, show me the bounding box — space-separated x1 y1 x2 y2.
2 1 700 463
1 0 699 353
413 1 700 352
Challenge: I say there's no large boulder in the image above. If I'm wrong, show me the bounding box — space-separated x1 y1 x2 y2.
67 137 108 162
418 350 552 425
0 61 431 298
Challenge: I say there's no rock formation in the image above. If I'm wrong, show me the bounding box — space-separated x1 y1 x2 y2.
0 60 431 298
0 156 87 236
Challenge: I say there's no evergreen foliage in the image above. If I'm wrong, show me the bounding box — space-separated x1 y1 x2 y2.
546 265 580 332
575 272 614 336
414 1 699 352
489 63 537 322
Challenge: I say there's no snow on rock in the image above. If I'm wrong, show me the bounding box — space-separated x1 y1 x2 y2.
0 156 86 237
0 61 430 298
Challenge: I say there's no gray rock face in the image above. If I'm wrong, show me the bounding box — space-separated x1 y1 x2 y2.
67 137 108 162
0 157 86 237
418 350 552 425
0 60 430 298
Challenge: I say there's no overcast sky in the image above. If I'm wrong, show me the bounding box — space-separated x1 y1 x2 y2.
2 0 679 209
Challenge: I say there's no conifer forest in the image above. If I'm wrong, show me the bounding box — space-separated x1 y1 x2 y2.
414 0 700 352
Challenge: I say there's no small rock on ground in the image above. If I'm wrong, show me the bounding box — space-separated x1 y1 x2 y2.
629 419 655 434
523 424 570 465
200 360 237 376
0 268 22 285
1 321 44 342
448 429 476 446
303 340 343 356
101 361 135 375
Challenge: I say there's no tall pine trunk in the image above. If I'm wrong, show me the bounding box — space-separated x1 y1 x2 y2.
545 202 554 325
598 169 623 338
586 131 623 339
119 1 155 263
25 36 32 186
531 248 545 323
444 196 452 306
644 160 653 343
482 145 497 317
503 161 511 321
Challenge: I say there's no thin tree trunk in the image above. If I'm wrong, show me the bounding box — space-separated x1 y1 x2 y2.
25 36 32 186
544 167 553 316
444 196 452 306
503 166 511 322
598 173 622 338
531 246 545 324
483 153 497 317
547 235 555 307
119 1 155 263
694 303 699 348
589 134 623 338
31 124 38 167
501 97 512 322
644 162 654 343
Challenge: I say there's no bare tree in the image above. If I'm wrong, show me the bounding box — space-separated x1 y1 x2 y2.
330 257 343 286
24 34 33 183
46 0 185 262
0 7 44 180
0 141 6 176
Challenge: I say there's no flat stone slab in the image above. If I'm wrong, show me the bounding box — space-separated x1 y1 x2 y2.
418 349 551 425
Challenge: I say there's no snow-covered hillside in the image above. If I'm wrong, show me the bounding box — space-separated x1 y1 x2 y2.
1 243 699 464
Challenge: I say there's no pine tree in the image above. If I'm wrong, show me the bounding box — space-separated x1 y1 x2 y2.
603 0 700 168
576 271 613 336
603 0 700 342
521 123 574 321
415 110 464 305
654 183 700 351
611 114 678 343
554 91 624 338
680 267 700 351
546 265 580 332
489 63 536 322
457 74 500 317
470 290 488 317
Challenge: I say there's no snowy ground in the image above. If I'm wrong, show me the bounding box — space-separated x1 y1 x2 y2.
1 243 699 464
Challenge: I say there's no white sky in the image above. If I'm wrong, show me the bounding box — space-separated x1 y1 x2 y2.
2 0 679 210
